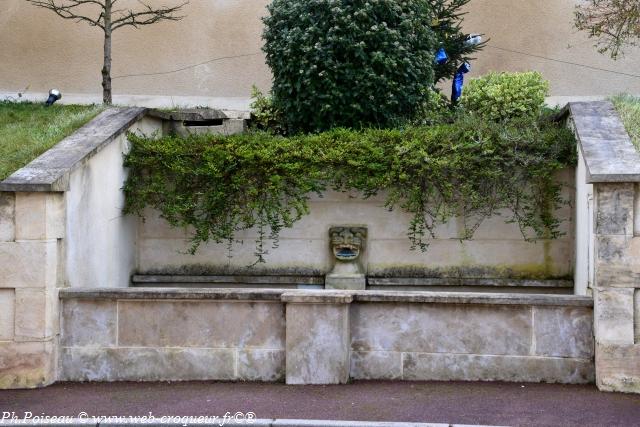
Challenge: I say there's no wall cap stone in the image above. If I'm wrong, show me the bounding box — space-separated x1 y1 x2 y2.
59 287 285 301
148 108 250 121
0 107 147 192
352 291 593 306
60 288 592 307
563 101 640 183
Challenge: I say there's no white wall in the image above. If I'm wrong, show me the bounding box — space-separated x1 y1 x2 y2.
138 170 575 280
65 117 162 288
574 148 594 296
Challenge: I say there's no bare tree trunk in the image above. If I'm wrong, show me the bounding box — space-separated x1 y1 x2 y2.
101 0 112 105
26 0 187 105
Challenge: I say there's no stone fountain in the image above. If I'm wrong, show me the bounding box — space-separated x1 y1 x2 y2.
325 226 367 290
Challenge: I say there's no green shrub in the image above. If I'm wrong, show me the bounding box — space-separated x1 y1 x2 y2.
460 71 549 122
124 116 576 262
249 86 286 135
262 0 437 133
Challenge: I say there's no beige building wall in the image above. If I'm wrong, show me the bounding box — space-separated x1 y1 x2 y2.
1 0 639 108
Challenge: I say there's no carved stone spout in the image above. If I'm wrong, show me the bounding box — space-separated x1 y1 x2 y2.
325 226 367 290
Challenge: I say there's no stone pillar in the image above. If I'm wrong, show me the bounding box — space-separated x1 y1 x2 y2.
0 192 64 389
593 183 640 393
282 291 352 384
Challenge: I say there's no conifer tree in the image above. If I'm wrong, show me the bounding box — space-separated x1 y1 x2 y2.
429 0 485 84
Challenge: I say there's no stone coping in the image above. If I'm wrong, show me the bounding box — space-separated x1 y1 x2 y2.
0 107 147 192
59 288 593 307
563 101 640 183
148 108 250 121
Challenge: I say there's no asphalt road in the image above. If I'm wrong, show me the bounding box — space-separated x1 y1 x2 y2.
1 380 639 426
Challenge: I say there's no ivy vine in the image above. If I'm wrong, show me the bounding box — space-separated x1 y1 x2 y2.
123 113 576 263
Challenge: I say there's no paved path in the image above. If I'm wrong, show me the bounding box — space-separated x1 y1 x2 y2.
1 381 639 426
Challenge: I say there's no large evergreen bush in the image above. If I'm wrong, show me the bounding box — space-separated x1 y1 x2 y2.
262 0 437 133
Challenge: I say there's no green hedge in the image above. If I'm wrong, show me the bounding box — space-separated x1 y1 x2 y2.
124 114 576 263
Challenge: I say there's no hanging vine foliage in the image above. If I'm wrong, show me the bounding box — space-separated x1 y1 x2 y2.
123 114 576 263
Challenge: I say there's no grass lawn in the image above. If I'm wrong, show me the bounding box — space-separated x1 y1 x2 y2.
611 94 640 150
0 101 104 180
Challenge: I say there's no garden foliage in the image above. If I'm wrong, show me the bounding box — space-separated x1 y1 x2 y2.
262 0 438 133
124 114 576 263
460 71 549 122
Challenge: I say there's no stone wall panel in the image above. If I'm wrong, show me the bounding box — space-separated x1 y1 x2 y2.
595 183 635 236
237 349 285 382
533 306 594 358
60 347 236 382
594 288 635 345
351 303 532 355
403 352 594 384
350 351 402 380
118 300 285 349
61 299 117 347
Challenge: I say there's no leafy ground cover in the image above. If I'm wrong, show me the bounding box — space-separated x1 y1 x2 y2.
0 101 104 180
611 94 640 150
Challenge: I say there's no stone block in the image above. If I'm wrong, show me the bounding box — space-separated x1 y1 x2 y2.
350 351 402 380
0 340 55 389
403 352 594 384
237 349 285 382
594 236 640 287
14 193 64 241
286 303 350 384
594 288 635 344
0 192 15 242
14 193 45 240
138 237 330 275
61 299 117 347
0 241 58 288
60 347 236 382
14 289 49 340
0 289 15 340
118 300 285 349
596 343 640 393
351 303 532 355
595 183 634 235
533 307 594 358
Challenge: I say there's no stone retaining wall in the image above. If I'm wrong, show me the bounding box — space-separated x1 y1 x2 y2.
59 289 594 385
567 102 640 393
0 108 155 388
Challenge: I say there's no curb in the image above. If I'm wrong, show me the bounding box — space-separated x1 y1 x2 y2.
0 419 504 427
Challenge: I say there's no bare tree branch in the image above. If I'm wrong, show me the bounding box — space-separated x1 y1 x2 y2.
26 0 106 29
112 1 188 30
575 0 640 60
